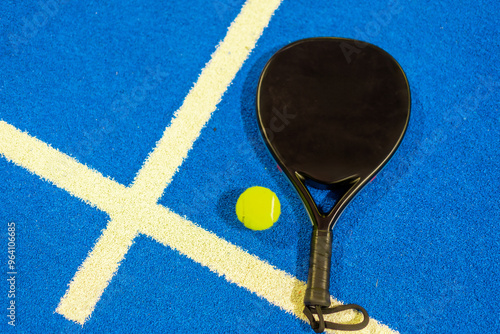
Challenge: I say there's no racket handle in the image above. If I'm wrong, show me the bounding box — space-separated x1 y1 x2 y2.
304 228 333 307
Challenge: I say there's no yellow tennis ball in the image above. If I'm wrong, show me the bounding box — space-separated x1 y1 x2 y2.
236 186 281 230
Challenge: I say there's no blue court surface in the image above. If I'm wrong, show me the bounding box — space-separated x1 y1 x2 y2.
1 0 499 333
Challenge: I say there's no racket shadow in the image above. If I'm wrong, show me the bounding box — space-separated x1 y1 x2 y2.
240 46 333 326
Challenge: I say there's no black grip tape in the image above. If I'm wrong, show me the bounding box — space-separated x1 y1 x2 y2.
304 228 333 307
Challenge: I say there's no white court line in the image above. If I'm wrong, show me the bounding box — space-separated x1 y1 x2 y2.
0 119 396 332
130 0 283 203
58 0 284 324
55 218 138 324
0 121 129 213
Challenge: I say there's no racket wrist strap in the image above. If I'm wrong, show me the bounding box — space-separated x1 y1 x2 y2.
303 228 369 332
303 304 369 332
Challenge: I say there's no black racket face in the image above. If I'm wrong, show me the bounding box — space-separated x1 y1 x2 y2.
257 38 410 228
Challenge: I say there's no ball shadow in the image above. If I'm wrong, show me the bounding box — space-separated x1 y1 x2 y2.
216 187 246 230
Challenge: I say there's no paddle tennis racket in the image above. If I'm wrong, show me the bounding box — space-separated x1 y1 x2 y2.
256 37 410 332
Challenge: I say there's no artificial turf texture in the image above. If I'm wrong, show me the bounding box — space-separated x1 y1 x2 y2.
1 0 499 333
